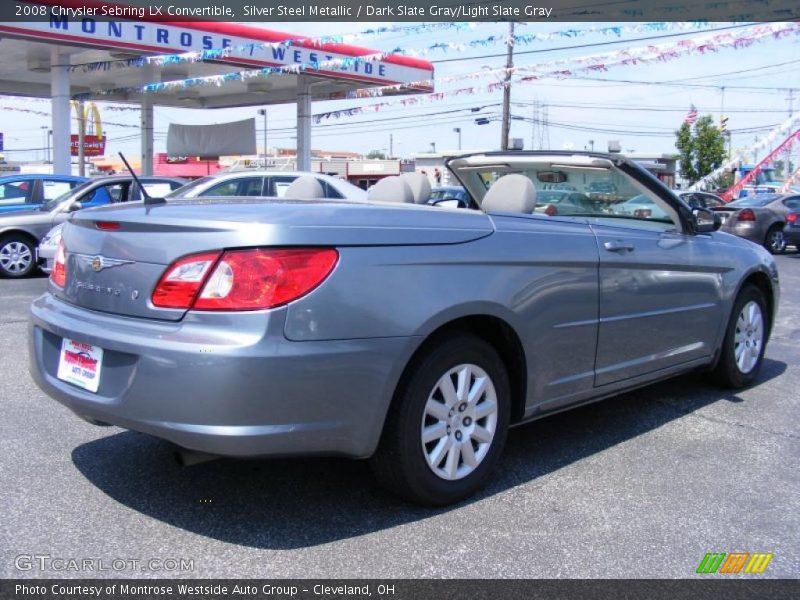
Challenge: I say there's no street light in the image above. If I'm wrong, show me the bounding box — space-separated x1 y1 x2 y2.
257 108 268 162
429 142 436 153
453 127 462 151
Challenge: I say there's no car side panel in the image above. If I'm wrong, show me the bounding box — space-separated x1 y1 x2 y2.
284 214 601 413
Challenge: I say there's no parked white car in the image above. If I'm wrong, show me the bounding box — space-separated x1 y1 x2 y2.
37 223 64 273
166 171 367 201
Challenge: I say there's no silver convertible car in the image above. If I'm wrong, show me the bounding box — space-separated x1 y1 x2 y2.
29 153 779 505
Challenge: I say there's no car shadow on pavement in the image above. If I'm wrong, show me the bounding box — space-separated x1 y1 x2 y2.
71 358 786 550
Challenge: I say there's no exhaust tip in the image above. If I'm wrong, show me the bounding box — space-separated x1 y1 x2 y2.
174 447 220 467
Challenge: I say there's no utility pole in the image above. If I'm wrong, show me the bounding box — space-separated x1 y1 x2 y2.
77 100 86 177
453 127 462 150
787 89 795 177
500 21 515 151
389 133 393 158
258 108 268 163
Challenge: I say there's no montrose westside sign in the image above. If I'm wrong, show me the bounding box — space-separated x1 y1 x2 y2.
0 18 426 85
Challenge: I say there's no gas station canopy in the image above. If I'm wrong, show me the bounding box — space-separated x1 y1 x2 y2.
0 2 434 173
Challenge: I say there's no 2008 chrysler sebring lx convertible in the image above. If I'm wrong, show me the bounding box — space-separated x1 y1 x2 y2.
29 152 779 505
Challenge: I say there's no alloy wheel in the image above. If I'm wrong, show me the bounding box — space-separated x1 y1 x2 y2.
734 300 764 374
420 363 498 481
0 241 33 275
767 229 786 254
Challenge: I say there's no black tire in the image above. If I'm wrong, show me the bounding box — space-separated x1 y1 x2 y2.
764 225 786 254
712 285 769 388
0 234 36 278
370 333 511 506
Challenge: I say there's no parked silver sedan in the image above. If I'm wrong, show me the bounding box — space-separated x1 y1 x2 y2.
29 153 779 505
166 170 367 201
713 193 800 254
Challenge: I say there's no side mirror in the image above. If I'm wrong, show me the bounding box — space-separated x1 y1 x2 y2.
693 207 721 233
68 201 83 212
432 198 466 209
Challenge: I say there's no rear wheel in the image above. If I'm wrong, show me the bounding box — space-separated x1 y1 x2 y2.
712 285 768 388
370 334 511 505
0 235 36 278
764 226 786 254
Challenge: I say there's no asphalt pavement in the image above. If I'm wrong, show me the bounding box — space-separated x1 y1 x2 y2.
1 256 798 579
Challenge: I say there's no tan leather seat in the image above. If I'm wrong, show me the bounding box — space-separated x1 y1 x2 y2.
481 174 537 213
283 176 324 199
367 177 415 204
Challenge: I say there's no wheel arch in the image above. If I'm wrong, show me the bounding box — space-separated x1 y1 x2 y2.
396 309 528 425
730 268 776 341
0 227 40 245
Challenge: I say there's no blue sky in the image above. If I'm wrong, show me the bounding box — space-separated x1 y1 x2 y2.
1 21 798 162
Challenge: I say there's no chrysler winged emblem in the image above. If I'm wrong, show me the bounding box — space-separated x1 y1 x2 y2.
80 255 134 272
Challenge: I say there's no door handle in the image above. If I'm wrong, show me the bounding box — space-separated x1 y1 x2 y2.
603 240 635 252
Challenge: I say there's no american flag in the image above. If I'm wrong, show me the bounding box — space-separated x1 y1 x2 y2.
684 104 698 125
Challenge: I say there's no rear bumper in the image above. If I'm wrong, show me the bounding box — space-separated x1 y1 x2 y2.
29 293 419 459
37 246 55 273
719 222 763 245
783 226 800 247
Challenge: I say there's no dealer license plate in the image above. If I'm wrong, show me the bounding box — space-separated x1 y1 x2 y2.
57 338 103 393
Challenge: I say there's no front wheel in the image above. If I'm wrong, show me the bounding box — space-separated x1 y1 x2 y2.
712 285 769 388
370 334 511 505
0 235 36 278
764 226 786 254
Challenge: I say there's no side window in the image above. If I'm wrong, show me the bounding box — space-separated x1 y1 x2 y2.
681 193 701 208
321 180 344 199
783 197 800 210
270 176 296 197
0 180 31 205
84 183 126 204
140 182 177 198
239 178 264 196
200 178 263 197
201 181 239 197
42 180 74 201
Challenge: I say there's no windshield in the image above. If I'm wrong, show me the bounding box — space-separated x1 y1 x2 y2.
453 159 678 229
430 188 464 201
537 191 569 203
165 176 215 198
40 181 93 211
728 196 779 208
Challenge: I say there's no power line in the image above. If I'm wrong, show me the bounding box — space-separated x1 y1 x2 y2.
431 23 760 64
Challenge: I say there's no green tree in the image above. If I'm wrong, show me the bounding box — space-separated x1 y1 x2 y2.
675 115 727 185
366 150 387 159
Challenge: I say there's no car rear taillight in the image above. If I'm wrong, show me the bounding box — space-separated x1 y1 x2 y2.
544 204 558 216
151 251 222 309
51 239 67 288
152 248 338 311
787 212 798 223
738 208 756 222
634 208 652 219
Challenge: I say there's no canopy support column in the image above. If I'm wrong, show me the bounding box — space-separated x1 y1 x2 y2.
50 48 71 175
140 93 154 176
296 75 311 171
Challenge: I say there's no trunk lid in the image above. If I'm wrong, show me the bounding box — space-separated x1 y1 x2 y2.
56 198 494 320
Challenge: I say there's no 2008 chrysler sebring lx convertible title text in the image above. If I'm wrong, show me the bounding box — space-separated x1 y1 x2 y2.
29 152 779 505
